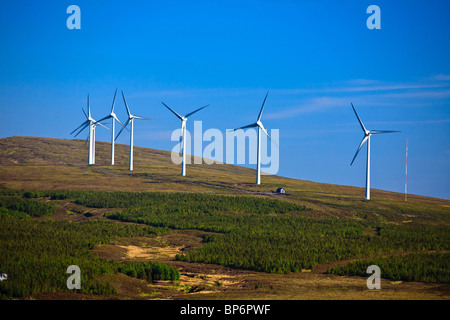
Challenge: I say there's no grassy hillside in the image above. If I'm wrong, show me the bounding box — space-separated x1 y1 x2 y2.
0 136 449 300
1 136 448 215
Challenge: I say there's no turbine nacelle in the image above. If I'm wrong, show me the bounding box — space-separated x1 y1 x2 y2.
110 112 118 120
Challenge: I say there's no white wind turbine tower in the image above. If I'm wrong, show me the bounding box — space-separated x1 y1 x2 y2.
90 121 107 164
350 103 400 200
116 91 154 171
97 89 125 165
90 117 111 164
232 91 277 185
71 94 109 165
161 102 209 176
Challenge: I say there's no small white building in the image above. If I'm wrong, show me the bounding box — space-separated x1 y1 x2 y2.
276 187 286 194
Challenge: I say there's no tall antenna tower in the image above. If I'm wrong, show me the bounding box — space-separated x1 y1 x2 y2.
405 138 408 201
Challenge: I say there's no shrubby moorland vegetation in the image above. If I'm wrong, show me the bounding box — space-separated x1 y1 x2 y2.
0 188 448 299
0 193 178 298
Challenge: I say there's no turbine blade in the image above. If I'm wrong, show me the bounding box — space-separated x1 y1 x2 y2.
257 90 269 121
113 115 129 132
162 102 183 120
232 123 257 131
134 115 155 121
258 122 278 148
73 120 91 136
113 114 125 127
122 91 131 118
95 121 110 130
350 135 369 166
97 114 112 123
115 119 131 140
82 107 88 120
111 88 117 113
370 130 401 134
71 120 89 135
185 104 209 118
84 134 89 147
351 103 367 133
73 122 90 138
87 94 91 119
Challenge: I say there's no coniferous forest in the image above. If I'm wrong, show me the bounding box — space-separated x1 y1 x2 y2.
0 189 449 299
0 192 178 298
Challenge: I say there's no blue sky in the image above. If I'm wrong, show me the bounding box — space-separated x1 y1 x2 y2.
0 0 449 199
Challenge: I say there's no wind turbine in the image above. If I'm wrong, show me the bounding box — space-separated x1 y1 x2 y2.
350 103 400 200
116 91 154 171
231 91 277 185
97 89 126 165
71 94 109 165
161 102 209 176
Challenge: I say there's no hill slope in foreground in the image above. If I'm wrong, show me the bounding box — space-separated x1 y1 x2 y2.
0 136 449 300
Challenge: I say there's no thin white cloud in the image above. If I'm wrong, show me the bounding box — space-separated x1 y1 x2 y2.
366 119 450 126
124 76 450 121
127 75 450 102
428 74 450 81
287 72 450 97
340 83 445 93
264 96 350 120
271 82 446 96
378 89 450 100
264 77 450 119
